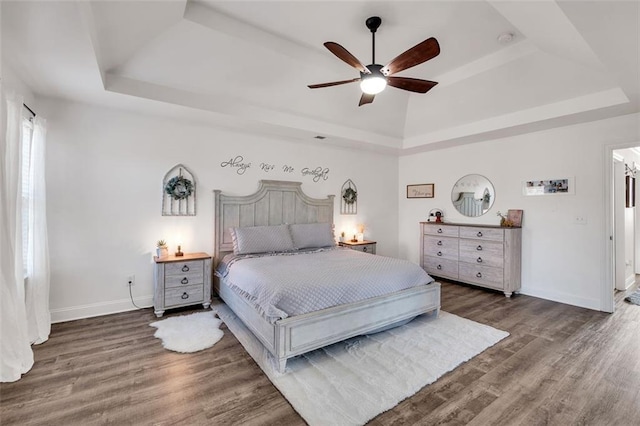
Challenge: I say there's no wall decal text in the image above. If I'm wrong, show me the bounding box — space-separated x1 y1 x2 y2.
221 156 251 175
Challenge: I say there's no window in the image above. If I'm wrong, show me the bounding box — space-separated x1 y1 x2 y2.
21 110 34 277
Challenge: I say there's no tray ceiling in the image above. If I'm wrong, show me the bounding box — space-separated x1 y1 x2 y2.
2 0 638 154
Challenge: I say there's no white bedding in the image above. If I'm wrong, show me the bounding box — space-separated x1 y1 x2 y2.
216 247 435 323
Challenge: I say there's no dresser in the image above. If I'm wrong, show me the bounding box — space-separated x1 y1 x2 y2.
153 252 212 317
420 222 521 297
338 240 377 254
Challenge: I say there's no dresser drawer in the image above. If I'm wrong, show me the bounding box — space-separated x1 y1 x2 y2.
459 227 504 242
459 239 503 268
164 260 204 277
458 263 503 289
164 284 204 307
423 236 458 260
423 257 458 280
165 271 204 288
423 225 459 238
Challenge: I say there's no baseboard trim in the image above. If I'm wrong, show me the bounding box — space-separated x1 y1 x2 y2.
51 296 154 323
519 287 601 311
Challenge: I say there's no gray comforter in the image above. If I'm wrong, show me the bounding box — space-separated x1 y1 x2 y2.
216 247 434 323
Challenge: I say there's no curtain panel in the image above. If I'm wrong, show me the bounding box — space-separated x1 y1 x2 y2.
0 89 34 382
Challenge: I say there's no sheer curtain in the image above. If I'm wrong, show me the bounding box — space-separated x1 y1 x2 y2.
25 116 50 344
0 90 34 382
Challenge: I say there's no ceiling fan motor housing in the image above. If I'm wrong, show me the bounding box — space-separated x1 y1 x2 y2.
366 16 382 33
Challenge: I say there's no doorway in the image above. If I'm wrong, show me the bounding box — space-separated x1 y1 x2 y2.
606 144 640 313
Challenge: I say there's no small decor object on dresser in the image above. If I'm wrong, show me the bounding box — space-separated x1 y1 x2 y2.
162 164 196 216
507 209 523 227
153 252 212 317
338 240 377 254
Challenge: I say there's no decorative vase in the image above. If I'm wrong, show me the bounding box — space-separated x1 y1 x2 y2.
156 247 168 258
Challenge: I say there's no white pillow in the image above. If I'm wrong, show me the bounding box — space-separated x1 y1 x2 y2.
230 224 294 255
290 223 335 249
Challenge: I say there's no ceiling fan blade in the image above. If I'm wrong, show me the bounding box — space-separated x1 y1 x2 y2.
381 37 440 76
308 78 360 89
358 93 375 106
324 42 370 74
387 76 438 93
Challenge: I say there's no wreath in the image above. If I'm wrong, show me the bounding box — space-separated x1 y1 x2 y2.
342 187 358 205
164 176 193 200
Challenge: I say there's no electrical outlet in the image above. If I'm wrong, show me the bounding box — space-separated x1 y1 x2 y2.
126 275 135 287
574 215 587 225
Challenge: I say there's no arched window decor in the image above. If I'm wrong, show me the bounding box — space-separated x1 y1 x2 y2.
341 179 358 215
162 164 196 216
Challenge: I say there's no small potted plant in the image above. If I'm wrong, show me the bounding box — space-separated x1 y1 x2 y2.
156 239 169 257
339 231 346 243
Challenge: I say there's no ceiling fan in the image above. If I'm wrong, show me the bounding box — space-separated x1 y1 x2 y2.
308 16 441 106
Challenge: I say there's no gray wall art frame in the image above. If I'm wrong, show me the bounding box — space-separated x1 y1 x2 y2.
341 179 358 215
162 164 196 216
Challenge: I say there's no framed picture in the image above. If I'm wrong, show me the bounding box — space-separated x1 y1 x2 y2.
522 177 574 196
407 183 434 199
507 209 523 227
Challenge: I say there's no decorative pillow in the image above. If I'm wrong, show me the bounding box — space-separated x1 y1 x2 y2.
290 223 335 249
230 224 295 255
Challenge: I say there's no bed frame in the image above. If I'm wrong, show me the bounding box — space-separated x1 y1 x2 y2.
214 180 441 372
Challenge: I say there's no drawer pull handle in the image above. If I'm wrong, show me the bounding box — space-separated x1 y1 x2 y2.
437 240 443 246
476 272 482 278
476 245 482 251
181 265 190 272
181 292 189 300
477 257 483 263
363 246 368 252
437 228 443 234
437 265 442 270
181 277 189 284
477 231 483 237
437 251 442 256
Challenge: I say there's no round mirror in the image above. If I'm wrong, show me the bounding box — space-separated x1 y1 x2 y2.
451 174 495 217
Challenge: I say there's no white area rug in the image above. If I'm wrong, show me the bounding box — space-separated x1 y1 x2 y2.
215 303 509 426
149 310 223 353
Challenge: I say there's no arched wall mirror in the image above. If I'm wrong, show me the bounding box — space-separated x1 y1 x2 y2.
451 174 495 217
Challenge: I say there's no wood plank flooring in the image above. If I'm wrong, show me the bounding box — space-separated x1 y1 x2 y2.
1 281 639 425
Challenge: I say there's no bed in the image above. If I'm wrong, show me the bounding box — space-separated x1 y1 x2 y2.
213 180 441 372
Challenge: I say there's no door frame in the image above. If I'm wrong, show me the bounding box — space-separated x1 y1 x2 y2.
604 142 640 313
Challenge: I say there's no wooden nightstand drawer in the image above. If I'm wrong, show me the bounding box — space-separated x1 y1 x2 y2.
164 260 204 277
339 240 377 254
164 284 204 307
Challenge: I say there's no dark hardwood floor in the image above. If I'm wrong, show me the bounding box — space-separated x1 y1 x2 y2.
1 281 639 425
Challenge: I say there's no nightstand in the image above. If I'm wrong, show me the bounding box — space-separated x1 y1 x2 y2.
153 252 212 318
338 240 377 254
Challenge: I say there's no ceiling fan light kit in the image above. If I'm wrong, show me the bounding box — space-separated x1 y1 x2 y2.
360 65 387 95
308 16 440 106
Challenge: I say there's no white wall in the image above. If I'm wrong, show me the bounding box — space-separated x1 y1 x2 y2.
399 113 640 311
41 99 399 322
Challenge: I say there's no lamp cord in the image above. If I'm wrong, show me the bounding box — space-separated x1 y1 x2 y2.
128 282 142 309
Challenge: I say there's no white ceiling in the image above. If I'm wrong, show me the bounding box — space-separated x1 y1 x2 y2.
2 0 639 154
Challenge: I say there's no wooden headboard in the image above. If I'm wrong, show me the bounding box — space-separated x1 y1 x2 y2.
214 180 335 262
